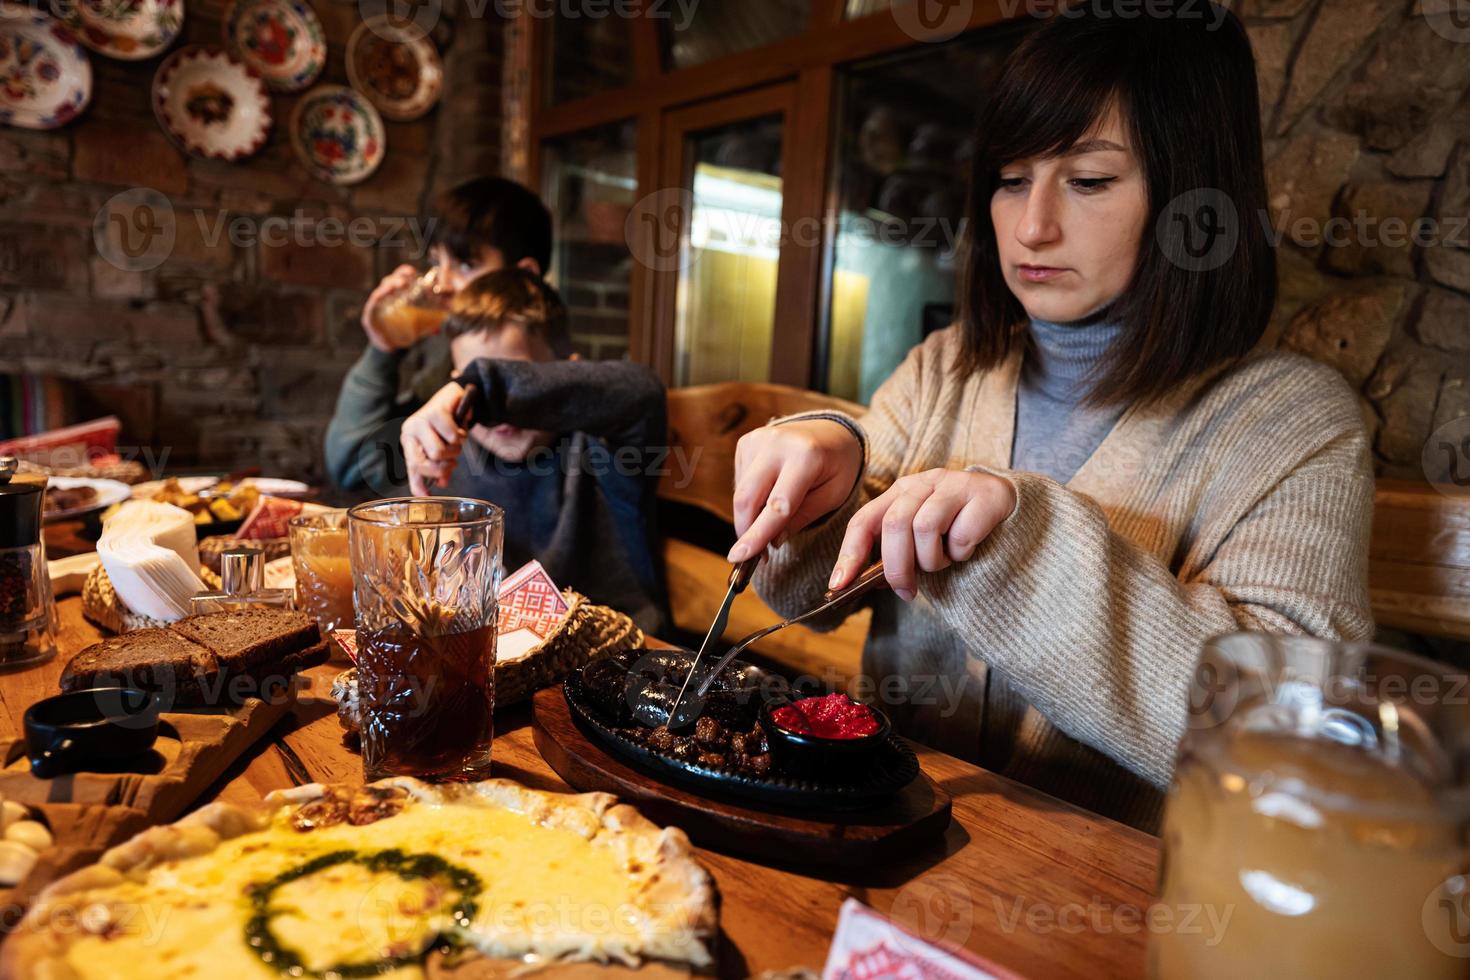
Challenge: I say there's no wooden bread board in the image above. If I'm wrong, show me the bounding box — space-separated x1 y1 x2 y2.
531 687 953 867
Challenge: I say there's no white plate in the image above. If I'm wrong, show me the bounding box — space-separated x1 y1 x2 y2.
346 17 443 122
153 45 271 161
289 84 385 185
43 476 131 523
52 0 183 61
130 475 310 499
0 5 93 130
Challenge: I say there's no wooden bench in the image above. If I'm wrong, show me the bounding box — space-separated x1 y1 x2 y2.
658 385 1470 685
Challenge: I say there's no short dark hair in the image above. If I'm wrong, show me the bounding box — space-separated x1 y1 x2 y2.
957 0 1276 405
429 177 554 275
443 267 572 358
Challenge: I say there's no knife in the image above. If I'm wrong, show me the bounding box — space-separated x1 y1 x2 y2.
666 554 761 730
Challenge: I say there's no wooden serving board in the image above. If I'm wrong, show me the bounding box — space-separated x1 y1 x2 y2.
532 687 952 867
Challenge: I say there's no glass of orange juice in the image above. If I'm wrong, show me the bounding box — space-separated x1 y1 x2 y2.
1151 632 1470 979
289 511 354 656
374 267 450 348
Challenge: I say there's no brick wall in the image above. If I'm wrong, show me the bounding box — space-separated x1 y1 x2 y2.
0 0 505 483
1247 0 1470 481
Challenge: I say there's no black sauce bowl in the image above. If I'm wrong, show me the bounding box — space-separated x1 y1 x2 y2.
758 694 892 779
24 688 161 778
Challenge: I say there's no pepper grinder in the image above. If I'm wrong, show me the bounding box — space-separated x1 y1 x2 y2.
190 547 293 615
0 461 56 669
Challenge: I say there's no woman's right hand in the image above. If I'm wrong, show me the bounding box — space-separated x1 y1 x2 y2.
360 264 420 352
727 419 864 562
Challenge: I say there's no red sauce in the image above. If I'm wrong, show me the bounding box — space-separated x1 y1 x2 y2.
770 693 880 739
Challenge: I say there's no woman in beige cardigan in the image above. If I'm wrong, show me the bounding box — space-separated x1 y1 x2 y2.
728 3 1374 830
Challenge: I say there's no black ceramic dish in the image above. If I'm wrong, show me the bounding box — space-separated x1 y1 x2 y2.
24 687 161 778
564 651 919 810
759 696 894 779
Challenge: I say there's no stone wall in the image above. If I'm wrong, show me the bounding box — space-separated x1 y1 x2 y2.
0 0 505 483
1247 0 1470 480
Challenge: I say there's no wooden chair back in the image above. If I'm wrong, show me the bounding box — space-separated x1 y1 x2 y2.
1369 480 1470 641
659 383 869 680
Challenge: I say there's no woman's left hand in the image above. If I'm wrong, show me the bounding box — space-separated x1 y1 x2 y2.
828 469 1017 602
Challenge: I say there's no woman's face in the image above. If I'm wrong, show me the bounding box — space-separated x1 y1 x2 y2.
989 106 1148 324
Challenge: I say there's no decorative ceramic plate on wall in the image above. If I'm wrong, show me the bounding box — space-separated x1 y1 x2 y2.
0 5 91 129
51 0 183 60
345 17 442 122
289 84 385 185
221 0 322 92
153 45 270 160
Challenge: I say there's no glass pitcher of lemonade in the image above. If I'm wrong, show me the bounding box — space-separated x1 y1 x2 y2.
1152 632 1470 979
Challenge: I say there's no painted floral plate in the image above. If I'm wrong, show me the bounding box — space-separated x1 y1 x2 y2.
153 45 270 160
51 0 182 60
345 17 442 122
221 0 322 92
289 83 385 185
0 5 91 129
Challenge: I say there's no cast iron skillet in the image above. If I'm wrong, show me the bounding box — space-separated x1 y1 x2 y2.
563 649 919 811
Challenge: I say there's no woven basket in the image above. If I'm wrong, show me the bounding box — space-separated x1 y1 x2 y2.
81 564 220 634
332 589 643 733
199 535 290 574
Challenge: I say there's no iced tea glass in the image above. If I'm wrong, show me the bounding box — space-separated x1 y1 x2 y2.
347 497 503 782
1152 632 1470 979
288 510 354 651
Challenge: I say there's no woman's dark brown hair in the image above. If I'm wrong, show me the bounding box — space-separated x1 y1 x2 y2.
957 0 1276 405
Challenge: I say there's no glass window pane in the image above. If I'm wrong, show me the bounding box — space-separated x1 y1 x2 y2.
547 11 635 104
661 0 810 71
822 23 1038 404
541 121 639 359
674 115 785 387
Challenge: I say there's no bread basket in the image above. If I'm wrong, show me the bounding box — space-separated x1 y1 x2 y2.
332 589 643 732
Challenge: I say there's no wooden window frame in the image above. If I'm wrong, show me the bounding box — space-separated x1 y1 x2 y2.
526 0 1018 387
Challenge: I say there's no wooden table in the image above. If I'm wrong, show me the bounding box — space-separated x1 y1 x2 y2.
2 597 1160 979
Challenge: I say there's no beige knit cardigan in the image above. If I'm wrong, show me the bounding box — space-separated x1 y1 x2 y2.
753 326 1375 830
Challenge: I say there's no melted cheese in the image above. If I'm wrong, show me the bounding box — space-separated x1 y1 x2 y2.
55 801 651 979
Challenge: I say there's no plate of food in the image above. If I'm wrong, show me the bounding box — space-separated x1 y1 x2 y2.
221 0 323 92
345 16 443 121
40 476 130 523
121 476 263 533
0 777 717 976
152 45 271 161
566 647 919 810
0 6 92 130
51 0 183 60
288 83 385 184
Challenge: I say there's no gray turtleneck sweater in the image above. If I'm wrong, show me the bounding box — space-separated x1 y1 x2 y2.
1010 317 1126 483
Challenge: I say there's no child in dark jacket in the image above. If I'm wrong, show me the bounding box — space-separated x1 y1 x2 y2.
399 269 670 636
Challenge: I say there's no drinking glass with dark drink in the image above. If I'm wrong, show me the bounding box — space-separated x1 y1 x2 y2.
347 497 503 782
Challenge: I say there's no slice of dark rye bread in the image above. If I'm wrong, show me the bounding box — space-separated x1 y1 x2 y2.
60 609 328 706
